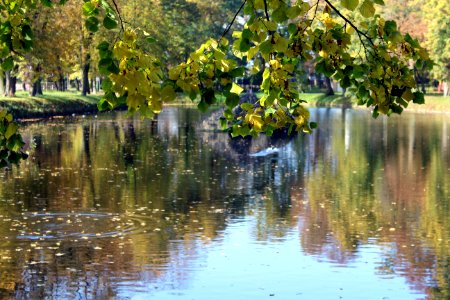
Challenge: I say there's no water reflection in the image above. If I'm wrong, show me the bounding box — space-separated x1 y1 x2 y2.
0 108 448 299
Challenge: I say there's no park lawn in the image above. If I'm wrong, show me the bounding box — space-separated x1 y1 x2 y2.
0 90 101 119
405 94 450 113
1 90 449 120
299 92 450 113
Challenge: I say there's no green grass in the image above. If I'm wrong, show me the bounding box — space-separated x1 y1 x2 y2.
0 89 448 120
299 93 352 108
298 92 450 113
0 90 101 119
406 94 450 113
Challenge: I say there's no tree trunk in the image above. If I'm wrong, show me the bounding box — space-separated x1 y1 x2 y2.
4 71 10 96
59 75 65 91
75 78 80 91
31 79 43 96
90 78 94 93
4 71 16 97
0 70 4 95
82 54 91 96
325 76 334 96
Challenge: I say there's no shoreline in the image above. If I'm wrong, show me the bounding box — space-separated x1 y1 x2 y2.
1 91 448 123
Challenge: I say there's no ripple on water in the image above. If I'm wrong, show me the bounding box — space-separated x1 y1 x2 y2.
8 211 151 241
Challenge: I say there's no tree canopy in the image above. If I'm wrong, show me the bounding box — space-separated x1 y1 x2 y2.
0 0 438 167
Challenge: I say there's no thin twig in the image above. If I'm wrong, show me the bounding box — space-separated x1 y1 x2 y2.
221 0 247 38
111 0 125 33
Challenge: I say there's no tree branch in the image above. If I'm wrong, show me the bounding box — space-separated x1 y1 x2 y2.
322 0 375 48
221 0 247 38
263 0 270 21
111 0 125 33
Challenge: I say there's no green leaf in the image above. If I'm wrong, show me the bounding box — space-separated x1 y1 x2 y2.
240 103 254 111
341 0 359 11
229 67 245 78
239 39 251 52
22 25 33 40
219 117 227 130
197 100 209 112
259 40 272 56
226 93 240 108
242 28 253 40
272 6 288 23
202 89 216 105
288 23 297 35
384 20 397 35
351 65 365 79
5 123 18 139
359 0 375 18
21 39 33 51
372 106 379 118
103 15 117 30
85 16 99 32
340 76 351 89
357 85 370 99
40 0 52 7
412 92 425 104
1 57 14 71
146 36 156 44
102 77 113 91
286 5 302 19
96 41 109 50
98 57 113 74
372 0 384 4
404 33 420 48
82 2 97 16
310 122 318 129
107 62 120 74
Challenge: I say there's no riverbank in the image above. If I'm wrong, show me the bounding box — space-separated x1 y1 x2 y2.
300 93 450 113
1 90 449 121
0 91 100 119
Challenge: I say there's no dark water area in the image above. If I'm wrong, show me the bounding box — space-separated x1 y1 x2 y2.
0 107 449 299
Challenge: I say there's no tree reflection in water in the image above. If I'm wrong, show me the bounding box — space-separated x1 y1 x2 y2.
0 108 448 299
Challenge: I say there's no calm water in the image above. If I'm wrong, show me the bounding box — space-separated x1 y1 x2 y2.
0 108 449 299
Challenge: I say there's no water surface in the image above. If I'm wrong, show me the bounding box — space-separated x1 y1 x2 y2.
0 108 449 299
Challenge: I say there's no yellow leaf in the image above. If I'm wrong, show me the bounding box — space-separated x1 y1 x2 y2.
247 47 259 60
250 114 264 131
231 83 244 95
346 26 355 35
127 93 145 109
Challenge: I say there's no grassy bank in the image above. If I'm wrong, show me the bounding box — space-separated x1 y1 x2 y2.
0 90 101 119
300 92 450 113
0 90 448 121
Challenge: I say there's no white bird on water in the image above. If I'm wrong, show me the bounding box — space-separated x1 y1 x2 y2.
249 146 279 157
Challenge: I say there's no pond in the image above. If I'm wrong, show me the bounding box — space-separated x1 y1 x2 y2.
0 107 449 299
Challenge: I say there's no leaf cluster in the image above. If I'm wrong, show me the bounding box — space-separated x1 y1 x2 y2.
0 110 28 167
